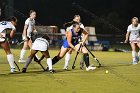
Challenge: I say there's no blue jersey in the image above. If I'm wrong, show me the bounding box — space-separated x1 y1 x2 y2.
62 28 82 48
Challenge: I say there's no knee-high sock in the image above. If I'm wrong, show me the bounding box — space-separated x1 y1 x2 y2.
64 53 71 67
52 56 60 65
23 56 32 68
7 54 15 68
47 58 52 70
83 53 90 67
132 51 137 62
19 49 26 59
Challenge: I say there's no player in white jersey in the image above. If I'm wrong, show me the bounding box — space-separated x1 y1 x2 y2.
125 17 140 65
0 16 18 72
19 10 38 62
22 34 55 73
63 15 86 70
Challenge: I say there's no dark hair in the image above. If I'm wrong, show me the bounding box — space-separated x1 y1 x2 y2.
63 21 77 28
74 15 80 18
42 34 50 40
29 10 36 15
7 16 17 22
73 22 80 27
74 15 81 21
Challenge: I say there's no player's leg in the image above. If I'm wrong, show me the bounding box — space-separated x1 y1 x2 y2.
0 41 16 72
136 42 140 63
28 39 39 61
64 48 73 70
130 43 137 64
19 40 29 62
22 50 38 72
41 51 55 73
52 46 68 65
75 44 96 71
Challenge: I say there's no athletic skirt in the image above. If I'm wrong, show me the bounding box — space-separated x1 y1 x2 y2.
32 38 49 51
130 38 140 43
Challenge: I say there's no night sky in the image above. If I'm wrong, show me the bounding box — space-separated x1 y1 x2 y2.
2 0 140 34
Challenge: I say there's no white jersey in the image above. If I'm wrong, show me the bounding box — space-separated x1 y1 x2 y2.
0 21 16 37
66 23 85 31
127 24 140 42
23 18 35 38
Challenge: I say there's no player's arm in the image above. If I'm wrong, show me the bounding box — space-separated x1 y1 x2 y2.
67 31 75 50
81 28 88 44
9 29 16 38
125 31 130 43
33 25 37 32
9 23 16 38
23 24 29 40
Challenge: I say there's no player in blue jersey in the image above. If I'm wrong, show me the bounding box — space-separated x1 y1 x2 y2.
52 22 96 71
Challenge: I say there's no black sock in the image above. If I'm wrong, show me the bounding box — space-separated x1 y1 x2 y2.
83 53 90 67
52 56 60 65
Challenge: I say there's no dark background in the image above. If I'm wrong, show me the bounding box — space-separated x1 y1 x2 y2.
1 0 140 35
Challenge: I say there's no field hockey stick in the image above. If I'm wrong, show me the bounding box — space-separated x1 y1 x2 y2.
14 61 20 71
17 40 25 45
16 40 26 48
34 56 46 71
72 44 82 69
84 45 101 67
38 62 46 71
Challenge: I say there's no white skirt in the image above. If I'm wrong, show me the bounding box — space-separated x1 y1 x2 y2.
130 38 140 43
32 38 49 51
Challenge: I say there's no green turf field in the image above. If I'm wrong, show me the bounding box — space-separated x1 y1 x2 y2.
0 49 140 93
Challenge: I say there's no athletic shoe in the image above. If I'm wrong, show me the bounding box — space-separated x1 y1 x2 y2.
45 67 49 71
86 66 96 71
63 66 68 70
80 61 84 70
18 59 26 63
11 68 18 73
22 68 27 73
132 61 137 65
49 69 56 73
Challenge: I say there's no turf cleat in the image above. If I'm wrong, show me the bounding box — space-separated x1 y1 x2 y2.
11 68 18 73
18 59 26 63
132 61 137 65
49 69 56 73
45 67 49 71
22 68 27 73
63 66 68 70
86 66 96 71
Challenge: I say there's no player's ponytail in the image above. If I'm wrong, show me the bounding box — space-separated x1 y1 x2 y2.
63 21 77 28
6 16 17 22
